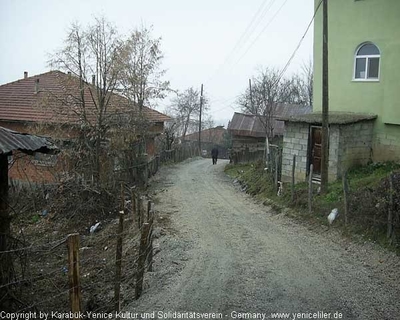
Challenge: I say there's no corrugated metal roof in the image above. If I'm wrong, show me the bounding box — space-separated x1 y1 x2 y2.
228 113 266 138
228 104 312 137
0 126 57 155
0 70 171 125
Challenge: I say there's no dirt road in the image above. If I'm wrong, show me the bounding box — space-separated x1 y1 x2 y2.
126 159 400 320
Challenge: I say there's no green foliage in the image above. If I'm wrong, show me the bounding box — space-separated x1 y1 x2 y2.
31 214 40 224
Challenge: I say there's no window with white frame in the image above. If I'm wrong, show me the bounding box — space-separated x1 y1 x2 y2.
354 43 380 80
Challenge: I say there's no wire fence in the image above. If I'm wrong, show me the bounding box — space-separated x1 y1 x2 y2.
0 183 156 313
1 144 199 312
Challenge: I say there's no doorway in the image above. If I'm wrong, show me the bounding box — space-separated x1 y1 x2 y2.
310 126 322 175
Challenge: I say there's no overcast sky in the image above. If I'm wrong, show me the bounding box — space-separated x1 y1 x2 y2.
0 0 314 126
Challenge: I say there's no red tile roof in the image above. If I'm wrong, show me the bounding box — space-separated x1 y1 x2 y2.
0 70 171 125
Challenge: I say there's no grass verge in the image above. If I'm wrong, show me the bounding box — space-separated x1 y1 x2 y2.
225 161 400 253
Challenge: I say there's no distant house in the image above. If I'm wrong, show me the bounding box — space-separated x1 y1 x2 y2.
280 1 400 183
182 126 228 158
228 104 312 152
0 70 171 184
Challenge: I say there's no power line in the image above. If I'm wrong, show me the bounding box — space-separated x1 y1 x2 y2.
276 0 323 82
205 0 276 84
234 0 290 66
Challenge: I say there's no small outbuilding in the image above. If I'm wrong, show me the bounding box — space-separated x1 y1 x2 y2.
278 112 377 183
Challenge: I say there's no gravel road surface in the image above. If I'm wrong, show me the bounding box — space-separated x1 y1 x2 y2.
126 159 400 320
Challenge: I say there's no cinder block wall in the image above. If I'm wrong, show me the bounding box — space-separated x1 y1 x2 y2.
338 121 374 174
373 130 400 162
281 122 310 182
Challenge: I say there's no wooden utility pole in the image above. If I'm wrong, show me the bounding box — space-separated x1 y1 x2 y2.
321 0 329 193
249 79 253 109
198 84 204 155
67 233 82 316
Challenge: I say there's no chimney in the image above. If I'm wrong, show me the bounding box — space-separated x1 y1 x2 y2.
24 71 28 79
92 75 95 86
34 79 39 94
67 71 71 77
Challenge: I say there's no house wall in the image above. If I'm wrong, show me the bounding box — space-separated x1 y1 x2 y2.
9 151 62 185
2 120 162 184
313 0 400 161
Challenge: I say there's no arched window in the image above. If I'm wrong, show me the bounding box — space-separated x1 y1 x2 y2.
354 43 380 80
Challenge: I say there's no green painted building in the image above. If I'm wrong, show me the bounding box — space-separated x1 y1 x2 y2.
313 0 400 162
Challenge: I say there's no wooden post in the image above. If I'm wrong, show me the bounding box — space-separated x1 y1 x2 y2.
147 200 152 222
135 223 150 299
146 201 154 272
291 155 296 202
114 208 124 312
308 164 313 214
132 190 136 227
342 170 349 226
387 173 394 240
67 233 81 316
144 162 149 188
120 183 124 213
137 194 142 228
274 153 279 192
321 0 329 194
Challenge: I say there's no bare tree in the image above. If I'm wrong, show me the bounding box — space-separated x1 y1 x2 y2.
238 65 313 138
120 25 170 110
238 68 284 138
301 59 313 107
169 87 209 140
48 17 125 182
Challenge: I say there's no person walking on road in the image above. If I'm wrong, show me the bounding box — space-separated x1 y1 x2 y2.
211 147 219 165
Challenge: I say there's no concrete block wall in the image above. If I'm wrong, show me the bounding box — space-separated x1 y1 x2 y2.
328 125 340 181
339 121 374 174
373 130 400 162
281 122 310 182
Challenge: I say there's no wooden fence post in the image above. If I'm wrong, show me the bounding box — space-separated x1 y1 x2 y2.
67 233 81 316
132 189 136 227
114 208 124 312
291 155 296 203
342 170 349 226
135 223 151 299
137 194 142 228
387 172 394 240
146 201 154 272
308 164 313 214
274 153 279 192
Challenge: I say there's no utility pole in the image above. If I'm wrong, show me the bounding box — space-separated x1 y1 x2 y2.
321 0 329 193
249 79 253 111
198 84 203 155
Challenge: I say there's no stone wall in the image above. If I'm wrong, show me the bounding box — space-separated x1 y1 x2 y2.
281 122 310 182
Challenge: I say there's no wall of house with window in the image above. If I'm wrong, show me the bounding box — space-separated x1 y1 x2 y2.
313 0 400 161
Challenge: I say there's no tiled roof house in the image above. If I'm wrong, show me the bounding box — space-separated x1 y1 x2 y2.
0 70 171 183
